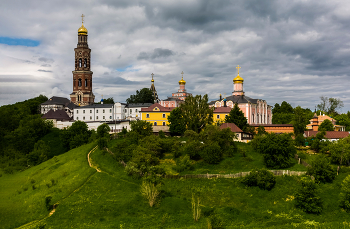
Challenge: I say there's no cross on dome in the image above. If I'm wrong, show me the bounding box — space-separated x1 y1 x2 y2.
236 65 241 75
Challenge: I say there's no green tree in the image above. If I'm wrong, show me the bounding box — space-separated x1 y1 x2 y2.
180 94 214 133
97 123 110 138
256 133 296 168
318 119 334 131
329 136 350 166
340 175 350 212
130 120 153 137
96 97 114 104
293 106 312 146
272 101 294 124
317 96 344 116
126 88 154 104
242 168 276 191
60 121 91 150
295 177 323 214
256 126 267 136
335 114 350 131
167 107 186 136
200 142 222 164
310 131 328 153
224 103 249 131
307 155 336 183
27 140 51 166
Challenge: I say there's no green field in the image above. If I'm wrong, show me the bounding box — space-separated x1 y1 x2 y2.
1 141 350 228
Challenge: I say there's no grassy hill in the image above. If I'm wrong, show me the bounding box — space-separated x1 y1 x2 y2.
1 141 350 228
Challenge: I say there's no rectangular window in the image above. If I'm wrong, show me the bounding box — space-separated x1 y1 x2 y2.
163 122 166 126
217 115 220 119
96 110 99 113
77 117 79 120
162 114 166 118
77 110 79 114
90 116 92 120
103 116 105 119
109 116 112 119
109 109 112 113
135 109 138 112
154 122 157 126
90 110 92 113
96 116 99 119
146 114 150 118
103 109 105 113
83 116 85 120
130 109 132 114
83 110 85 114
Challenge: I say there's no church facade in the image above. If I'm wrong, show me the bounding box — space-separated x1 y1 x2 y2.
209 66 272 125
70 15 95 106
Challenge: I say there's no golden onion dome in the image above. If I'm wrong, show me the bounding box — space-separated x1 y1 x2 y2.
151 78 154 83
78 23 88 35
179 76 186 85
233 74 244 83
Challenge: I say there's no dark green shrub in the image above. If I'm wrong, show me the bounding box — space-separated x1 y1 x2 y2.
208 214 224 229
182 140 203 160
340 175 350 212
98 137 108 150
307 155 336 183
174 155 193 172
294 177 323 214
45 196 53 211
201 142 222 164
257 133 296 169
158 130 166 138
242 168 276 191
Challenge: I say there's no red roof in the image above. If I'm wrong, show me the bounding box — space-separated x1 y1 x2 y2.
304 131 349 139
140 103 175 112
220 123 243 133
214 107 231 113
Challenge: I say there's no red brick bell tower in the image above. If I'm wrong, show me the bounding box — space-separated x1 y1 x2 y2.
70 14 95 106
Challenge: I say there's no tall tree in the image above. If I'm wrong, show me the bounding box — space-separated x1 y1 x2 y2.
317 96 344 116
293 106 311 136
318 119 334 131
335 114 350 131
126 88 154 104
224 103 249 131
167 107 186 136
272 101 294 124
96 97 114 104
180 94 214 133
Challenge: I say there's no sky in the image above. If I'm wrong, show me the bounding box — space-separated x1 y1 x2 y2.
1 0 350 112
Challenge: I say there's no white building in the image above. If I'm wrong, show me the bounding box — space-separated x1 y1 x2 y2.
41 96 77 118
125 103 153 120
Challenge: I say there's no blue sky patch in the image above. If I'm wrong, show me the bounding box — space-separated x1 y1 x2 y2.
116 65 139 72
0 37 40 47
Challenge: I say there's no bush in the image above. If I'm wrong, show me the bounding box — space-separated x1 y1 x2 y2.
182 140 203 160
340 175 350 212
201 142 222 164
174 155 193 172
257 133 296 169
242 168 276 191
98 137 108 150
45 196 53 211
294 177 323 214
307 155 336 183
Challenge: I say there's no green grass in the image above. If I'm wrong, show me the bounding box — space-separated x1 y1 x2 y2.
2 139 350 228
0 143 96 229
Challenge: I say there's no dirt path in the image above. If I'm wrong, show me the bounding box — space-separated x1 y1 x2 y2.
88 145 101 172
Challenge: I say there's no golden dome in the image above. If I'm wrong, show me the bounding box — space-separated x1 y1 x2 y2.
78 23 88 35
179 76 186 85
233 74 244 83
151 78 154 83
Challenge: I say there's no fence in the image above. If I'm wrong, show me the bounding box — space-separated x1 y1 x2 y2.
164 170 307 179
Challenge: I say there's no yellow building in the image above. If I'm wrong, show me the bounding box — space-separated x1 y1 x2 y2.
213 106 231 123
140 103 175 126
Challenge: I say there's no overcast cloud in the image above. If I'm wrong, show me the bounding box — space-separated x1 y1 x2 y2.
1 0 350 111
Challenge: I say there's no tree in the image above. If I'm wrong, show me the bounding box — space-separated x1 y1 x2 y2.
317 96 344 116
126 88 154 104
272 101 294 124
224 103 249 131
167 107 186 136
256 126 267 136
27 140 51 166
335 114 350 131
340 175 350 212
294 177 323 214
309 131 328 153
130 120 153 137
329 136 350 166
293 106 312 146
307 155 336 183
96 97 114 104
97 123 110 138
256 133 296 168
180 94 214 133
200 142 222 164
242 168 276 191
60 121 91 150
318 119 334 131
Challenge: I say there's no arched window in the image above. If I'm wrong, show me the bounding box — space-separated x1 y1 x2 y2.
252 114 254 123
79 59 82 67
78 79 82 87
154 122 157 126
85 79 88 87
84 59 87 68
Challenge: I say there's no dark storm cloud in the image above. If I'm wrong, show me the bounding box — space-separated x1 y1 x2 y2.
137 48 175 60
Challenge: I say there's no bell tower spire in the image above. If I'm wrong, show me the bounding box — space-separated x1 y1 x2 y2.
70 15 95 106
